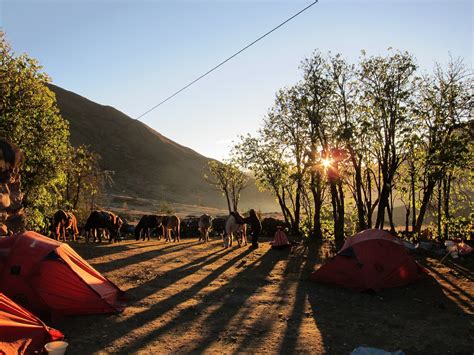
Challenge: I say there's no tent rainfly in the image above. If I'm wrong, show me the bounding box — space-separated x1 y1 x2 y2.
0 231 125 316
310 229 424 291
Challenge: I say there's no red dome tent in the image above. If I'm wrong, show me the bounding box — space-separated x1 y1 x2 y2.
0 292 63 354
310 229 424 291
0 231 125 316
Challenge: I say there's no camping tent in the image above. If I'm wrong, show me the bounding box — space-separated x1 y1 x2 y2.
310 229 423 291
0 231 125 316
0 292 63 354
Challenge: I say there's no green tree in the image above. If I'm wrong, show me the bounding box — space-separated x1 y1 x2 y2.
63 145 113 222
233 135 297 229
358 50 417 231
205 160 248 213
0 32 70 228
412 59 472 236
263 86 310 234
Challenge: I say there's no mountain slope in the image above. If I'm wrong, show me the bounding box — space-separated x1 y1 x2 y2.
49 84 277 212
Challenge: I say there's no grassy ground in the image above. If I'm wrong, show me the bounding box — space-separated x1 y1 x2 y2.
52 236 473 354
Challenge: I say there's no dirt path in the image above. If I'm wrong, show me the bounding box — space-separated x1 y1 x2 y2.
53 237 473 354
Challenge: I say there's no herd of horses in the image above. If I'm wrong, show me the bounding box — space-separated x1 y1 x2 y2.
48 210 249 248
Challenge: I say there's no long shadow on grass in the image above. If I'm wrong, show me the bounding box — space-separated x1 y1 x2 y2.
444 259 474 282
117 248 279 353
69 240 152 259
422 262 473 310
276 241 321 354
79 246 242 353
186 249 285 353
125 246 233 302
64 249 236 353
231 247 294 353
90 241 202 273
304 253 474 354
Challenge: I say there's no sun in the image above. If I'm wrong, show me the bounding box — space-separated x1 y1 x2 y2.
321 158 332 168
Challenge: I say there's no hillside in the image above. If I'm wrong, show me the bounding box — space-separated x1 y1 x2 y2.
49 84 278 212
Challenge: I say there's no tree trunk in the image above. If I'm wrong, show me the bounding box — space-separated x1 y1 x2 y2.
366 168 373 229
330 178 345 250
376 183 390 229
276 187 294 228
437 182 442 239
310 172 323 240
410 167 416 233
388 189 396 233
73 175 82 210
224 188 232 213
415 177 436 233
443 175 451 240
405 206 410 235
293 179 302 235
353 160 366 231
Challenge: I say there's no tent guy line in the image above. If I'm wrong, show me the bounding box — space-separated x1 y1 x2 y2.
112 0 319 137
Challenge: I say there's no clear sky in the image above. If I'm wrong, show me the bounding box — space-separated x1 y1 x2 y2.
1 0 472 160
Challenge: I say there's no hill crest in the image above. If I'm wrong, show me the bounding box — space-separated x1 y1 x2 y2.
49 84 278 212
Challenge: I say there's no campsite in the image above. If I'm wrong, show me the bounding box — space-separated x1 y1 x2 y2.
1 229 472 354
17 235 474 353
1 1 473 354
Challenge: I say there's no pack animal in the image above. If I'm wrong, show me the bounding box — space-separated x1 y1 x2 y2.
162 215 181 242
223 212 247 248
84 210 121 243
198 214 213 242
53 210 79 242
135 214 163 241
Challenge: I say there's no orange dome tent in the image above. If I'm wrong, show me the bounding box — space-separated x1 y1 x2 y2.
310 229 424 291
0 231 125 316
0 292 63 354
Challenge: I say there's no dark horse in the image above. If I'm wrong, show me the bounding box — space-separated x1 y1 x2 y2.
135 214 163 241
52 210 79 242
84 210 122 243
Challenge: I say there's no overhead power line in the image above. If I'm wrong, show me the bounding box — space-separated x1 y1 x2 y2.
136 0 319 120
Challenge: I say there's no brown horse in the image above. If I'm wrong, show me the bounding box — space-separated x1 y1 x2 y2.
198 214 213 242
135 214 163 241
84 210 122 243
53 210 79 242
162 215 180 242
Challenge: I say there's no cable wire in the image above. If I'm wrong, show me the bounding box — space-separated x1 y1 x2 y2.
136 0 319 119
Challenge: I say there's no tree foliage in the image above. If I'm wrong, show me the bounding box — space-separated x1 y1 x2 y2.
205 160 248 213
0 32 70 228
0 32 112 228
232 49 472 242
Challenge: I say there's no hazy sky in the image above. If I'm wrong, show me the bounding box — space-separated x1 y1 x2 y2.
1 0 472 160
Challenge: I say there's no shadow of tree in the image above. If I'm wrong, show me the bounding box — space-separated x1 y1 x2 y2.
112 247 286 353
91 241 202 273
75 246 250 353
303 253 473 353
55 239 473 354
124 246 233 303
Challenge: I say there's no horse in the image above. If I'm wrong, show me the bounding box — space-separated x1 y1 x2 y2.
135 214 163 241
198 214 213 242
119 217 135 239
84 210 121 243
52 210 79 242
223 212 247 248
162 215 180 242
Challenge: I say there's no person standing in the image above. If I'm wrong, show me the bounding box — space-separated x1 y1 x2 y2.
244 209 261 249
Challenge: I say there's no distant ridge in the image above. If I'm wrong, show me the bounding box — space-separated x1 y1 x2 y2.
49 84 278 212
